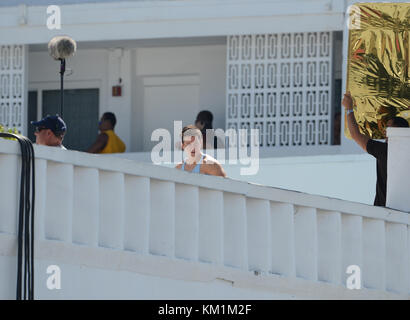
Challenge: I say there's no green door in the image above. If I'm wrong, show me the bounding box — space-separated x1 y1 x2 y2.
42 89 99 151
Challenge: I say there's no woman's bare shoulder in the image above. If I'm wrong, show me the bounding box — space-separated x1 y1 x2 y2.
202 154 220 165
202 155 226 177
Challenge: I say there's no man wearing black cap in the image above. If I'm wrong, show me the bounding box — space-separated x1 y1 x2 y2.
31 115 67 150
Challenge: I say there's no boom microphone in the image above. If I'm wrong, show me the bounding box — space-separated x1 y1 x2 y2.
48 35 77 60
48 36 77 117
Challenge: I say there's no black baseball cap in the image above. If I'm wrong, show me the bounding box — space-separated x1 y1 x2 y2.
31 115 67 134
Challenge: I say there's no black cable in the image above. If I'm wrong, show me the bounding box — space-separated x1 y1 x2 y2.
16 137 24 300
0 133 35 300
29 140 35 300
22 135 34 300
23 136 31 300
24 137 29 299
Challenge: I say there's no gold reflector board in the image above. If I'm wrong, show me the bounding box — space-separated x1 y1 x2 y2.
345 2 410 139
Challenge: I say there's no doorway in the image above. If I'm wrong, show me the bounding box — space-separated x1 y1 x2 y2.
40 88 99 151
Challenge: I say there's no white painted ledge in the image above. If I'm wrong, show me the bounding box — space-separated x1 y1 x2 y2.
0 234 407 300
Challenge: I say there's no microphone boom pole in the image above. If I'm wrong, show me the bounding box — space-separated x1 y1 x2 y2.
48 36 77 118
60 59 65 117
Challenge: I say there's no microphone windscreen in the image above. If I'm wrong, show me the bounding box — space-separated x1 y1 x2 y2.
48 36 77 60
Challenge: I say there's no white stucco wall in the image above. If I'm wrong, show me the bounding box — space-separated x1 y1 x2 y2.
132 44 226 152
28 48 132 149
18 0 362 155
3 0 396 156
28 43 226 152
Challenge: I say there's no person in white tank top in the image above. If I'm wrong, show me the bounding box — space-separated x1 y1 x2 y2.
175 125 227 178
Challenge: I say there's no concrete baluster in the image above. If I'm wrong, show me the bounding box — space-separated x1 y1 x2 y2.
246 198 270 273
341 214 363 287
270 202 295 277
98 171 124 249
33 159 47 240
223 192 248 270
198 188 223 265
124 175 150 254
294 206 318 281
0 154 19 235
149 179 175 257
72 167 99 246
45 161 73 242
362 218 386 290
385 222 408 294
175 184 199 261
317 210 342 284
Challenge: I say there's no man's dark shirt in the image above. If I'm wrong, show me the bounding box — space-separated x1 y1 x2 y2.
366 139 387 207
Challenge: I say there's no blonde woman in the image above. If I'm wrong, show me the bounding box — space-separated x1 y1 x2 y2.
176 125 226 177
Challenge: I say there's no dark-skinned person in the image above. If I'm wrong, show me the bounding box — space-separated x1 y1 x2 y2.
87 112 126 154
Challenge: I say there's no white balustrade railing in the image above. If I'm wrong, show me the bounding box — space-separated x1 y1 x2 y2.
0 139 409 298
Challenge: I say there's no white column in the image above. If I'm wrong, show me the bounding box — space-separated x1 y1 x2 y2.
246 198 270 273
149 179 175 257
408 226 410 294
72 167 99 246
45 161 73 242
0 154 19 234
175 184 199 261
270 202 295 277
386 127 410 212
124 175 150 254
385 222 408 294
99 171 124 249
341 214 362 287
362 218 386 290
34 158 47 240
223 192 248 270
317 210 342 284
294 206 318 281
198 188 223 265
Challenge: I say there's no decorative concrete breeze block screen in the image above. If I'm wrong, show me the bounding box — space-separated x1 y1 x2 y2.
226 32 333 147
0 45 25 132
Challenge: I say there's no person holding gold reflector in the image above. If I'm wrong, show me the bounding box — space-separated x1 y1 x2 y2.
344 3 410 206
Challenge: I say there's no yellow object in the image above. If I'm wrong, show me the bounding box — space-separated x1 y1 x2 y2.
100 130 126 154
345 3 410 139
0 124 19 141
